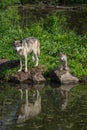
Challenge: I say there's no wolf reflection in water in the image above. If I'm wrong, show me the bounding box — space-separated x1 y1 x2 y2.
16 89 41 124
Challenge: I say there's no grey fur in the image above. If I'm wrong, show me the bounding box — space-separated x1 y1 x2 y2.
59 52 68 71
13 37 40 72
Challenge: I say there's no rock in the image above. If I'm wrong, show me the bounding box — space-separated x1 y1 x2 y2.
48 69 79 84
31 68 46 84
0 59 19 70
0 59 8 64
10 71 32 83
0 59 19 81
0 59 46 84
10 68 46 84
60 71 79 84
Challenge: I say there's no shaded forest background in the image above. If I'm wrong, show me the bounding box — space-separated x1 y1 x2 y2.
0 0 87 9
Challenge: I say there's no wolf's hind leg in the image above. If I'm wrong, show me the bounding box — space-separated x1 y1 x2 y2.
25 55 28 72
35 54 38 67
32 55 35 62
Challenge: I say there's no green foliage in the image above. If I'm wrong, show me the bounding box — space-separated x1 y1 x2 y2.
0 0 20 9
0 7 87 80
0 7 20 59
0 7 20 35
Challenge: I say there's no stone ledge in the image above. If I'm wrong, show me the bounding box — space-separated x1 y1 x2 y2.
48 69 79 85
9 68 46 84
0 59 46 84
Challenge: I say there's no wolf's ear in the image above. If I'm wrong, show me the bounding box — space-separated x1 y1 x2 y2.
13 38 16 42
20 40 22 43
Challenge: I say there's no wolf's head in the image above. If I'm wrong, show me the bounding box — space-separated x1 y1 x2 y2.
13 40 23 52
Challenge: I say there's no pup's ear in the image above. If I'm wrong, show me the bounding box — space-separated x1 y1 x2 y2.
12 40 16 45
60 52 66 55
59 52 63 55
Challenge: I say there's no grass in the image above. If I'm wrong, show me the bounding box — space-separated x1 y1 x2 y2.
0 8 87 81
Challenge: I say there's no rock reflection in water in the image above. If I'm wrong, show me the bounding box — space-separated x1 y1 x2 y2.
16 89 41 124
44 83 76 111
59 84 76 110
0 83 87 130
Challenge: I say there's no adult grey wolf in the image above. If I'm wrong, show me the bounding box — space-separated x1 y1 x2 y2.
13 37 40 72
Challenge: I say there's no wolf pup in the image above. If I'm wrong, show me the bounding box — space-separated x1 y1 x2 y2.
13 37 40 72
59 52 68 71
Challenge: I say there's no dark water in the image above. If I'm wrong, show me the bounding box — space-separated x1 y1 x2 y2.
0 83 87 130
19 4 87 35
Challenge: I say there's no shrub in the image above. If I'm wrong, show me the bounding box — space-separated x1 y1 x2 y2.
0 10 87 78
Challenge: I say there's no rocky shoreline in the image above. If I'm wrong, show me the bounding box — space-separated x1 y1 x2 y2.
0 59 87 84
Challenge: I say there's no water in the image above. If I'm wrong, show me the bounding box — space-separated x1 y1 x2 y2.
18 4 87 35
0 83 87 130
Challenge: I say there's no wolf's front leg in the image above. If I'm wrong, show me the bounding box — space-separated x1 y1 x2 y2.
25 55 28 72
18 57 22 72
35 55 38 67
59 61 63 71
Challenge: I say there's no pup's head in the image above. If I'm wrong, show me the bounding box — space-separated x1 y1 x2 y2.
59 52 66 61
13 40 23 52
